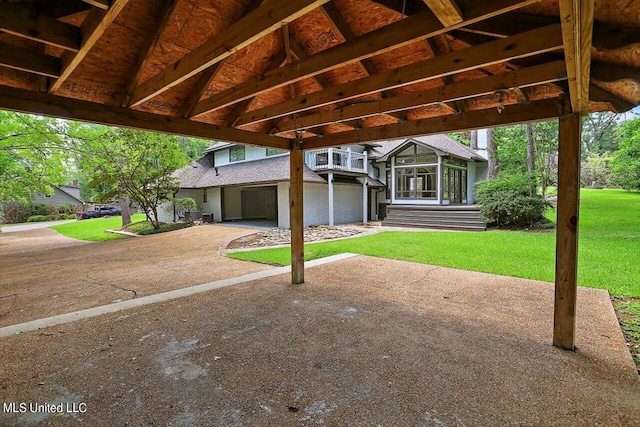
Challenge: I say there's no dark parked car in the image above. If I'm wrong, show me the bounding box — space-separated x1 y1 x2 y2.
77 206 122 220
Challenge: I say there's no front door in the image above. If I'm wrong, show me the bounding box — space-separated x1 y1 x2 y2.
448 168 467 204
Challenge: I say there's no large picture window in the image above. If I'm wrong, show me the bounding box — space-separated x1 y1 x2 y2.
395 145 438 166
229 146 245 162
395 166 437 199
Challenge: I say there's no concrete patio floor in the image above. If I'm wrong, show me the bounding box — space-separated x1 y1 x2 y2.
1 255 638 426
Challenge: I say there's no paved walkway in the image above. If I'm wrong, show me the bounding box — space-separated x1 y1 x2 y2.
0 255 637 426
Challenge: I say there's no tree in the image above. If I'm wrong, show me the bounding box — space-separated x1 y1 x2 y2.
80 128 189 229
611 118 640 191
526 124 535 174
0 112 69 205
582 112 619 156
486 128 499 178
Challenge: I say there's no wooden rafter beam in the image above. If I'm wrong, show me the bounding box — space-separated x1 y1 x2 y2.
82 0 110 10
0 84 290 150
589 83 635 113
301 97 561 150
223 48 288 127
590 61 640 84
276 61 567 132
121 0 179 107
0 3 81 51
556 0 593 113
179 0 263 118
458 12 637 52
423 0 463 27
234 24 563 127
129 0 329 107
371 0 418 16
190 0 543 118
0 42 60 78
49 0 130 93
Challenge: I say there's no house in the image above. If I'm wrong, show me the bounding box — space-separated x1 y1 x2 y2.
161 135 488 230
32 184 83 207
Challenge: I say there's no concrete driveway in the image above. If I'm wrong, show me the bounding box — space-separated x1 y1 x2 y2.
0 219 76 233
0 225 267 327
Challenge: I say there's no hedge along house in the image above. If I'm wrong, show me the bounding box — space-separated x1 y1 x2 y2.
0 0 638 350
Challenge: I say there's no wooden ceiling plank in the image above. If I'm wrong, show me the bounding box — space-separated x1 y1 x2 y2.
0 3 81 52
179 0 263 118
0 42 60 78
556 0 593 113
423 0 463 27
235 24 563 127
0 84 291 150
191 0 542 118
301 98 561 150
129 0 330 107
276 61 567 132
81 0 110 10
289 39 331 89
121 0 180 107
321 3 377 77
224 48 288 127
49 0 130 93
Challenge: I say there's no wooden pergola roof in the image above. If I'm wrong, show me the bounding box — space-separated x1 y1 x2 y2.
0 0 638 149
1 0 638 351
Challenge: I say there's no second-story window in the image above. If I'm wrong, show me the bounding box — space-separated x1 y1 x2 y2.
266 148 285 156
229 146 245 162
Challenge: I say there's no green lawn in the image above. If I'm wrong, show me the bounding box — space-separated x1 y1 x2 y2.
229 189 640 297
51 214 146 242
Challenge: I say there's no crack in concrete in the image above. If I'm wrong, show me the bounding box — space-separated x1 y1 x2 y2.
96 282 138 298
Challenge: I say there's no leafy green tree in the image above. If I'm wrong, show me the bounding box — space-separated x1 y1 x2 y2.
611 119 640 191
0 112 69 205
180 137 211 160
174 197 197 224
79 128 189 229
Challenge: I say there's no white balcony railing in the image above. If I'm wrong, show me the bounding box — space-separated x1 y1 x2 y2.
306 148 367 174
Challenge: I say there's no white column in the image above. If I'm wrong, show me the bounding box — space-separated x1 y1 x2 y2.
362 180 368 224
328 148 333 169
437 155 442 204
328 172 334 226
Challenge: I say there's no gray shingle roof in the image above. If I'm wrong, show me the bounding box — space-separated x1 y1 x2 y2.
369 135 486 162
175 154 325 189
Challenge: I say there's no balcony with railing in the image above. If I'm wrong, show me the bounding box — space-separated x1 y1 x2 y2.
305 148 368 174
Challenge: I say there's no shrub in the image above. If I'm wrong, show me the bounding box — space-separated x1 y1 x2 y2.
476 175 551 228
27 215 48 222
64 214 76 219
31 203 50 216
3 202 32 223
174 197 197 224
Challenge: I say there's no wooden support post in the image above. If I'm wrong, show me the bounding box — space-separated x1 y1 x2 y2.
328 172 334 226
553 97 581 350
290 140 305 284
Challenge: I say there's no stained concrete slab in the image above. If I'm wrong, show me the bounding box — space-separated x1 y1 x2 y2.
0 256 638 426
0 225 269 327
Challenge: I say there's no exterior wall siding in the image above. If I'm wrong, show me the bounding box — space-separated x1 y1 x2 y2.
334 183 363 224
201 187 222 222
33 188 81 206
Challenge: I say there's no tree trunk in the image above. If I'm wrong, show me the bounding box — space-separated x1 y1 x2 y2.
121 196 132 226
470 129 478 150
487 128 499 178
526 124 536 174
